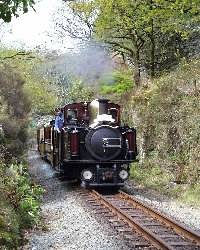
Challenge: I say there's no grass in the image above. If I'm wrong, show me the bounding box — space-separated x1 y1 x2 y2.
130 163 200 207
130 162 173 192
171 184 200 207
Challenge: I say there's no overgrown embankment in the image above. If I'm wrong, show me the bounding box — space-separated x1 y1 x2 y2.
123 60 200 205
0 162 42 248
0 64 43 249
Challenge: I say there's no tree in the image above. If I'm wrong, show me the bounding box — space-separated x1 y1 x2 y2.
0 49 58 115
54 2 95 42
0 0 35 22
0 64 31 158
65 80 95 103
100 69 133 100
64 0 199 85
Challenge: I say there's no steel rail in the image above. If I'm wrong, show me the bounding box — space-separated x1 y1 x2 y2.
90 190 174 250
119 191 200 245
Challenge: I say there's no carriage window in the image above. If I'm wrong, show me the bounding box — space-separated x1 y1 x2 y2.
108 108 118 122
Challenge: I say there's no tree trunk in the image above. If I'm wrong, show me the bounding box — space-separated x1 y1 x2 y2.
150 18 155 79
133 48 141 87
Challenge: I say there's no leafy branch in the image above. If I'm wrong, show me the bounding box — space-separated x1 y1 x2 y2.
0 51 32 60
0 0 35 22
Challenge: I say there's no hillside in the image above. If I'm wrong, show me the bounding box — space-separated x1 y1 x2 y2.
121 59 200 204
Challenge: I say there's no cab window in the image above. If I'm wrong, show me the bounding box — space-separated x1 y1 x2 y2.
67 109 77 122
108 108 118 122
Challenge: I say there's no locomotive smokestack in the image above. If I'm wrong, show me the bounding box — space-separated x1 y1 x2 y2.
98 99 109 115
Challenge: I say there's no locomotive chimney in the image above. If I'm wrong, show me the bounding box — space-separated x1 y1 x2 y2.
98 99 109 115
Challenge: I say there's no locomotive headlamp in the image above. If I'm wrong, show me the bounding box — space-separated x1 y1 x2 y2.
119 170 129 180
82 170 93 181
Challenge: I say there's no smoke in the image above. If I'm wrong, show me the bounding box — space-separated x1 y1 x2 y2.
52 42 115 86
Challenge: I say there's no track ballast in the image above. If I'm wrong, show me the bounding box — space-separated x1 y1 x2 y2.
81 190 200 250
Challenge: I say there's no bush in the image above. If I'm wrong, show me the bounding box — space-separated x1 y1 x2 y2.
0 65 31 162
1 163 43 228
0 162 43 248
0 195 20 249
128 60 199 174
100 69 133 101
0 62 43 248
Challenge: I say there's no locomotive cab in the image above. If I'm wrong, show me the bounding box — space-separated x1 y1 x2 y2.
88 99 120 126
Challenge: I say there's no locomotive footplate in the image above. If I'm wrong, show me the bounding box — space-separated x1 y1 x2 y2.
63 159 133 165
86 183 124 187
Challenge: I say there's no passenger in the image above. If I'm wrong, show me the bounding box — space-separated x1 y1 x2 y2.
54 111 64 132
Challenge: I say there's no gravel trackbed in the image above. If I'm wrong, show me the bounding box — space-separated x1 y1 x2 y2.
23 149 200 249
23 150 129 250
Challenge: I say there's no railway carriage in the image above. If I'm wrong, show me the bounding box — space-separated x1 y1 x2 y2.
37 99 137 188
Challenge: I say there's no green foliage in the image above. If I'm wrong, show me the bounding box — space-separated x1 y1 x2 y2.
0 49 58 115
130 162 173 191
0 195 20 249
0 55 43 248
64 80 95 104
125 59 200 200
0 0 35 22
131 163 200 206
92 0 199 42
5 163 43 227
25 81 57 115
69 0 199 79
0 162 43 248
0 64 31 159
100 69 133 96
181 184 200 205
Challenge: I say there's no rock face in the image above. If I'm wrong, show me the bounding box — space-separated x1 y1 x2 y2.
24 150 129 250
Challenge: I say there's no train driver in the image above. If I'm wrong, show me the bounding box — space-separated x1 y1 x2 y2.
54 111 64 132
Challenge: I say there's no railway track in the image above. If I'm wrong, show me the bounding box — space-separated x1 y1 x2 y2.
82 190 200 250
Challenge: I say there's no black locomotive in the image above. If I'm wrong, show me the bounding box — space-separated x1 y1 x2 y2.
37 99 137 188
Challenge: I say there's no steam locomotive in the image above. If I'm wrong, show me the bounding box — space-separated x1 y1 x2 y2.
37 99 137 188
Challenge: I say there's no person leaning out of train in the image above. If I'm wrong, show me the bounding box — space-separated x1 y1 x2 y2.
54 110 64 132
